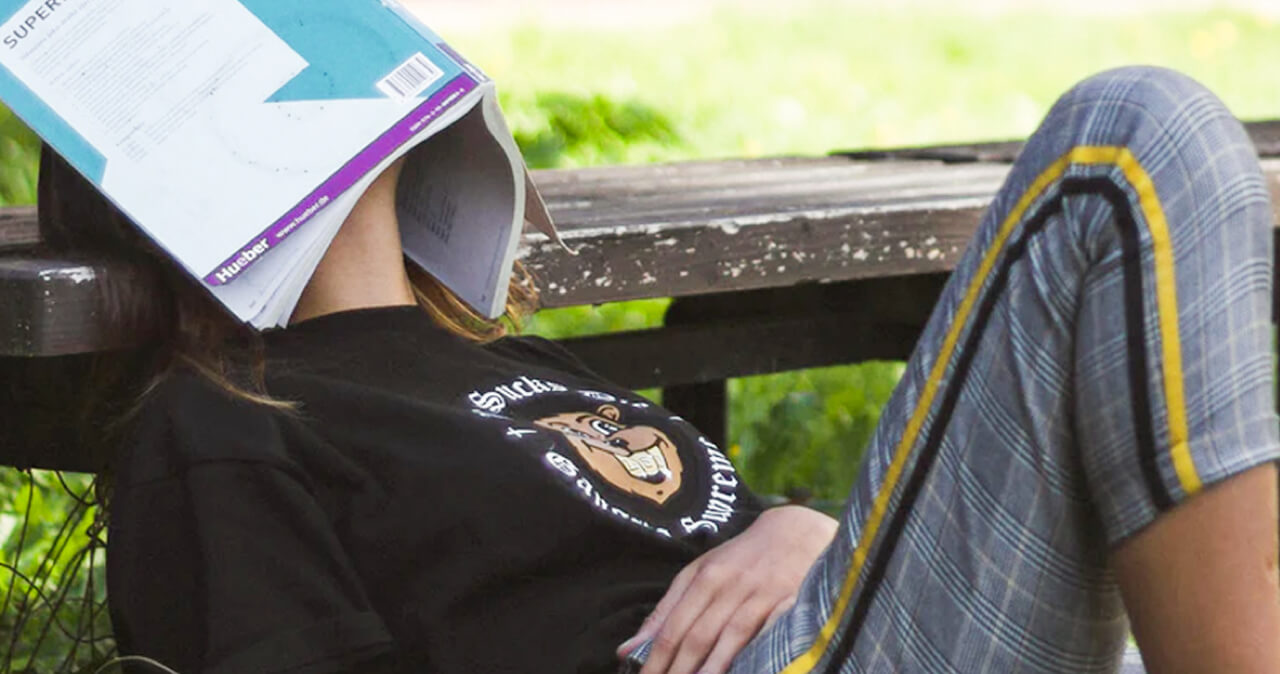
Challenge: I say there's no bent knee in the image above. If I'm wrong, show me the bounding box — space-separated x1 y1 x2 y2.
1026 68 1269 264
1046 66 1246 156
1062 66 1216 114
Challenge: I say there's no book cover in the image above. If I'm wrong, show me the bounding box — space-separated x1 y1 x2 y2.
0 0 550 327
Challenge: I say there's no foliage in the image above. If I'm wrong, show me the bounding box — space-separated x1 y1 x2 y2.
0 105 38 207
0 471 111 673
730 361 905 509
505 92 681 169
525 297 670 340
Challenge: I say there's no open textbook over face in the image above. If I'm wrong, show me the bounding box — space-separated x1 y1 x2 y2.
0 0 556 328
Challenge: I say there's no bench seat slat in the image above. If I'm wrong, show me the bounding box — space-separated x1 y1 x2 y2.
0 128 1276 358
535 157 967 196
528 157 1280 307
540 163 1010 220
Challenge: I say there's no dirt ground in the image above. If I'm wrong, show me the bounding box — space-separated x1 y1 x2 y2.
404 0 1279 32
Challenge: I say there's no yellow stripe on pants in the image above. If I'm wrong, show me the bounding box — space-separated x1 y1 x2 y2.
779 146 1200 674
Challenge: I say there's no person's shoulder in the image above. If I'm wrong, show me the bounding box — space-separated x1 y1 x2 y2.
486 334 603 381
116 370 293 485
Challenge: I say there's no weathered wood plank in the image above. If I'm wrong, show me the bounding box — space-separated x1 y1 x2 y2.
539 163 1007 225
833 119 1280 163
527 203 985 307
0 206 37 249
1251 120 1280 156
533 155 865 189
0 159 1005 316
0 124 1276 356
838 141 1025 164
526 157 1280 308
534 156 963 197
0 255 162 356
2 157 1279 337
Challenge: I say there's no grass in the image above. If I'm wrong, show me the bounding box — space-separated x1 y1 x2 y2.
453 4 1280 161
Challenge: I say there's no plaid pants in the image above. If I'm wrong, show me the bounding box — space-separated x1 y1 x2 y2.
630 66 1280 673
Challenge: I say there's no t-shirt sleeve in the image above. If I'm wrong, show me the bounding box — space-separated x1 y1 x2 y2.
107 376 396 674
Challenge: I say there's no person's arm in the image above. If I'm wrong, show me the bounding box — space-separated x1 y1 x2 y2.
109 375 397 674
1111 463 1280 673
618 505 838 674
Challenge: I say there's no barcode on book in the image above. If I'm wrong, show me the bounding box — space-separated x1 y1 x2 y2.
376 53 444 100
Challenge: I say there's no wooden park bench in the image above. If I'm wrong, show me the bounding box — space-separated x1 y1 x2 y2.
1 122 1278 674
2 119 1279 474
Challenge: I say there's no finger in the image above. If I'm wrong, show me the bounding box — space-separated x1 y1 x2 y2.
620 560 703 657
698 594 780 674
666 590 763 674
639 564 734 674
762 594 797 632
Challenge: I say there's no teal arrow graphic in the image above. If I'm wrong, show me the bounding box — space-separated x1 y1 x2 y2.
238 0 461 103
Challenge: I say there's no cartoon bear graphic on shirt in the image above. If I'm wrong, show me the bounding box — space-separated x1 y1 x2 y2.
534 404 684 505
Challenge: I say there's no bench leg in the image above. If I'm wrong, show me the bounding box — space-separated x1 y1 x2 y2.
660 295 729 447
662 380 727 450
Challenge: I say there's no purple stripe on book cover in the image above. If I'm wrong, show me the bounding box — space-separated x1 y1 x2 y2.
203 73 480 287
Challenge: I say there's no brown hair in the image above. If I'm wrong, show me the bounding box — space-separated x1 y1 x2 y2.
36 145 539 416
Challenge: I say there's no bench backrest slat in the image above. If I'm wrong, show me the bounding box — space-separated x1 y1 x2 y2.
0 205 36 249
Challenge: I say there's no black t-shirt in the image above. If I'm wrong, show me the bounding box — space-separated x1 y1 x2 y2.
107 306 764 673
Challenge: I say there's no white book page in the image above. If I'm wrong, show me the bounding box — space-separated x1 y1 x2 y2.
398 89 524 318
252 189 362 328
204 205 338 323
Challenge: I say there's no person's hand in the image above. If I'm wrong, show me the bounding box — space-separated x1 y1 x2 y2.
618 505 838 674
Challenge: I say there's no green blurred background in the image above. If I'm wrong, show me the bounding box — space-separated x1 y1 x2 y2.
2 1 1279 669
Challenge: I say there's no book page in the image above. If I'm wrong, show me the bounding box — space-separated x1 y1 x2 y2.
398 94 522 318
